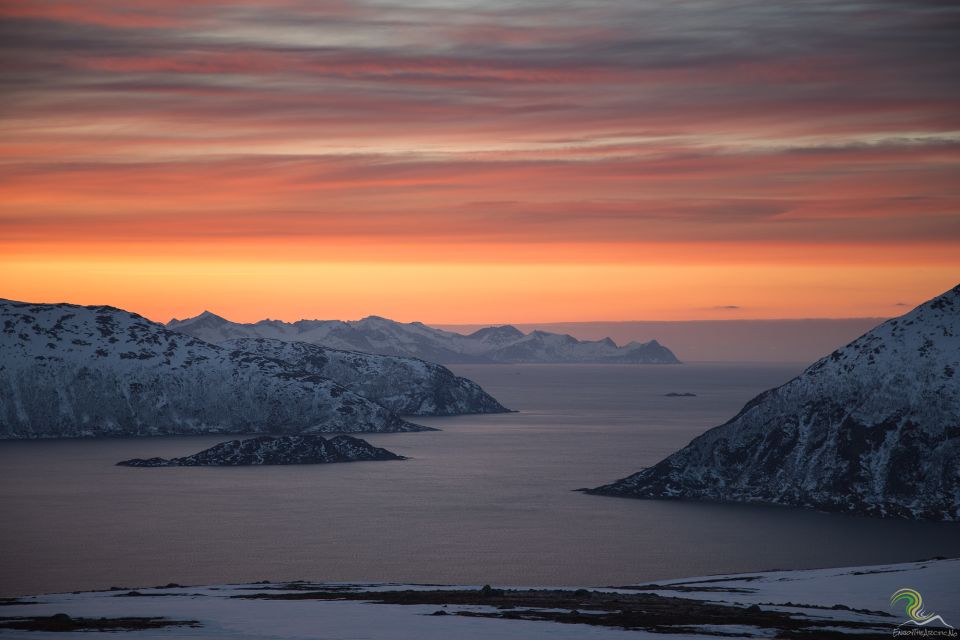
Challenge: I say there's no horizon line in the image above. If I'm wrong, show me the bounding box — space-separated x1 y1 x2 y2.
0 296 897 326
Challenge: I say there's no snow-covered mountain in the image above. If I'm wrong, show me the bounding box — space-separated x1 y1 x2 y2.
586 284 960 521
0 300 431 438
220 337 508 416
167 313 680 364
117 434 404 466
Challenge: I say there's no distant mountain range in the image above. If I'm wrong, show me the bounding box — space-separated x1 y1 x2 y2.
167 312 680 364
586 284 960 521
441 318 889 363
0 300 506 438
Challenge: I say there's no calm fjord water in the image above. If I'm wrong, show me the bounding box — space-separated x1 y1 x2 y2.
2 362 959 597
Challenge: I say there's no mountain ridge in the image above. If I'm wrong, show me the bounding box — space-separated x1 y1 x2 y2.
167 313 680 364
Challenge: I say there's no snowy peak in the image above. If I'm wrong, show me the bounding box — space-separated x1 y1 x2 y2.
587 283 960 521
167 310 228 330
468 325 525 344
806 283 959 383
167 313 680 364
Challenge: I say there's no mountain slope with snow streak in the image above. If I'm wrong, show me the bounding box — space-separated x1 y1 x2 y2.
587 284 960 520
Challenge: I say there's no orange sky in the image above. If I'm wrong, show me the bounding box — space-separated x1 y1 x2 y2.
1 0 958 324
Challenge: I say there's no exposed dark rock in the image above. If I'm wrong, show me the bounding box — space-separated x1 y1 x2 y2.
233 586 893 637
0 613 200 632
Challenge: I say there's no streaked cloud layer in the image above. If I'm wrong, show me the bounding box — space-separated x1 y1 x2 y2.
1 0 958 321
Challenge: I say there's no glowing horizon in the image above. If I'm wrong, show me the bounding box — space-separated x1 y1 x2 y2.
2 0 958 323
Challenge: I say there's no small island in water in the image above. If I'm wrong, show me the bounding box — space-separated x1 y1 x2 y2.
117 435 405 467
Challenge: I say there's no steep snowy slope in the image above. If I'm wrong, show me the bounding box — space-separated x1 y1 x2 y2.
586 284 960 520
0 300 430 438
167 313 680 364
220 338 508 416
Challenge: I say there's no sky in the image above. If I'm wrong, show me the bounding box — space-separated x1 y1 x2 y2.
1 0 958 324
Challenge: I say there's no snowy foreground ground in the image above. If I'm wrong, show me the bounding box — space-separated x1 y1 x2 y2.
2 558 957 639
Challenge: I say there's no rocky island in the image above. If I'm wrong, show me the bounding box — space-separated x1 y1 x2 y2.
117 435 404 466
